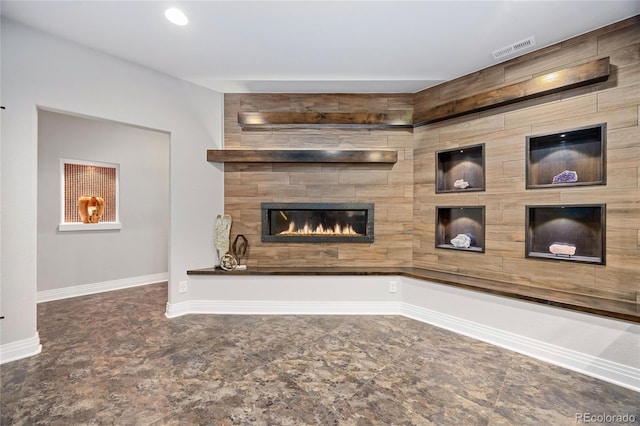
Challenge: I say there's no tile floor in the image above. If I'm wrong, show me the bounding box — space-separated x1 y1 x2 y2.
1 283 638 425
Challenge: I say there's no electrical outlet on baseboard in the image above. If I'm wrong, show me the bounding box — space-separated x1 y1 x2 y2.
388 280 398 293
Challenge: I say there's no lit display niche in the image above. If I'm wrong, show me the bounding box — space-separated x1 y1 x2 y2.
59 159 121 231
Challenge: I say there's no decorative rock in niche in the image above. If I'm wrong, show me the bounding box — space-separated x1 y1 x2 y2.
453 179 470 189
77 196 105 223
435 144 485 193
552 170 578 184
526 123 605 189
549 243 577 256
451 233 472 248
526 204 604 264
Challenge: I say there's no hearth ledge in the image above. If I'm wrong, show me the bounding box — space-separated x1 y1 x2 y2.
186 266 639 323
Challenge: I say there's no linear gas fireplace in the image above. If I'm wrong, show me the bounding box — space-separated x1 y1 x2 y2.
262 202 374 243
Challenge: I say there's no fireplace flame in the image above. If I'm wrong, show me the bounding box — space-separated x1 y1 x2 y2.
279 221 361 236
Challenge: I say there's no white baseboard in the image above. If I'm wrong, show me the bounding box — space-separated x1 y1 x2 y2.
0 333 42 364
401 303 640 393
165 300 191 318
165 300 400 318
37 273 168 303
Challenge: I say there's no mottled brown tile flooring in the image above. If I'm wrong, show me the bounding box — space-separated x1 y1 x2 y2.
1 283 639 425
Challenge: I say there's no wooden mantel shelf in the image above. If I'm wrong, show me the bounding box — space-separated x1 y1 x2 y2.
414 57 611 126
207 149 397 163
238 111 413 130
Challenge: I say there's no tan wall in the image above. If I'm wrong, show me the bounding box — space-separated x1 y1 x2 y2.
223 94 414 267
413 17 640 303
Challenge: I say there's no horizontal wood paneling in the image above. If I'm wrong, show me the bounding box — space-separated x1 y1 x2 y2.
412 17 640 304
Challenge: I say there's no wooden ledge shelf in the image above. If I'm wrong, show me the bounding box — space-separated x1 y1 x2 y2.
414 57 610 126
238 111 413 130
207 149 397 163
187 266 640 323
234 60 609 130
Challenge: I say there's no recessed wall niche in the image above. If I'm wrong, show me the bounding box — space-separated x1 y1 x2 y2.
59 158 120 231
526 204 605 265
436 144 485 193
526 124 606 189
436 206 485 252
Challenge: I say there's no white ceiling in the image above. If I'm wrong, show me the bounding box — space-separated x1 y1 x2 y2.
2 1 639 93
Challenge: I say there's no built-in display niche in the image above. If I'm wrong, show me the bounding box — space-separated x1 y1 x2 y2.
526 124 606 189
59 158 121 231
436 206 485 252
436 144 485 193
261 203 374 243
526 204 605 265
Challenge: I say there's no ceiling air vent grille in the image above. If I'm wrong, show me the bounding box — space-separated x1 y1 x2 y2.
492 36 536 60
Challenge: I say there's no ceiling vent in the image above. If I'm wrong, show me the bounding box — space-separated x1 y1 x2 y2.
492 36 536 60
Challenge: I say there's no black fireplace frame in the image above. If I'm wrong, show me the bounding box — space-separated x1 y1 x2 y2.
261 202 374 243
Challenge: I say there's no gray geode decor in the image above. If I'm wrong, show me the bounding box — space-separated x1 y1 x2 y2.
450 233 472 248
453 179 470 189
552 170 578 184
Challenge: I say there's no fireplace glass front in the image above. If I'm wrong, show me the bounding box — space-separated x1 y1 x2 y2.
262 203 374 243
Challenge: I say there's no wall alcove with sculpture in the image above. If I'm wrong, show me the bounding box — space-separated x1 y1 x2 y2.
525 204 605 265
435 206 485 253
526 124 606 189
59 158 121 231
436 143 485 193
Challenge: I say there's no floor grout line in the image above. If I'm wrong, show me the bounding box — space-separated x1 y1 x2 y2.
485 352 517 426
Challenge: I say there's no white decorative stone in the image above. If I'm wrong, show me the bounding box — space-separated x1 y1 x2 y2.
215 214 232 259
451 233 471 248
454 179 470 189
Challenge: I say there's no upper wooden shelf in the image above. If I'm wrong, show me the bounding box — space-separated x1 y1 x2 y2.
414 57 610 126
238 111 413 130
236 59 609 130
207 149 398 163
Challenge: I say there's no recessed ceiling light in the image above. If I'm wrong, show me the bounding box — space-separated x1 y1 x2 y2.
165 8 188 26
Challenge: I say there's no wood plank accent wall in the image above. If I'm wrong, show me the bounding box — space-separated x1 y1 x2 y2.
220 17 639 305
223 94 415 268
412 16 640 304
